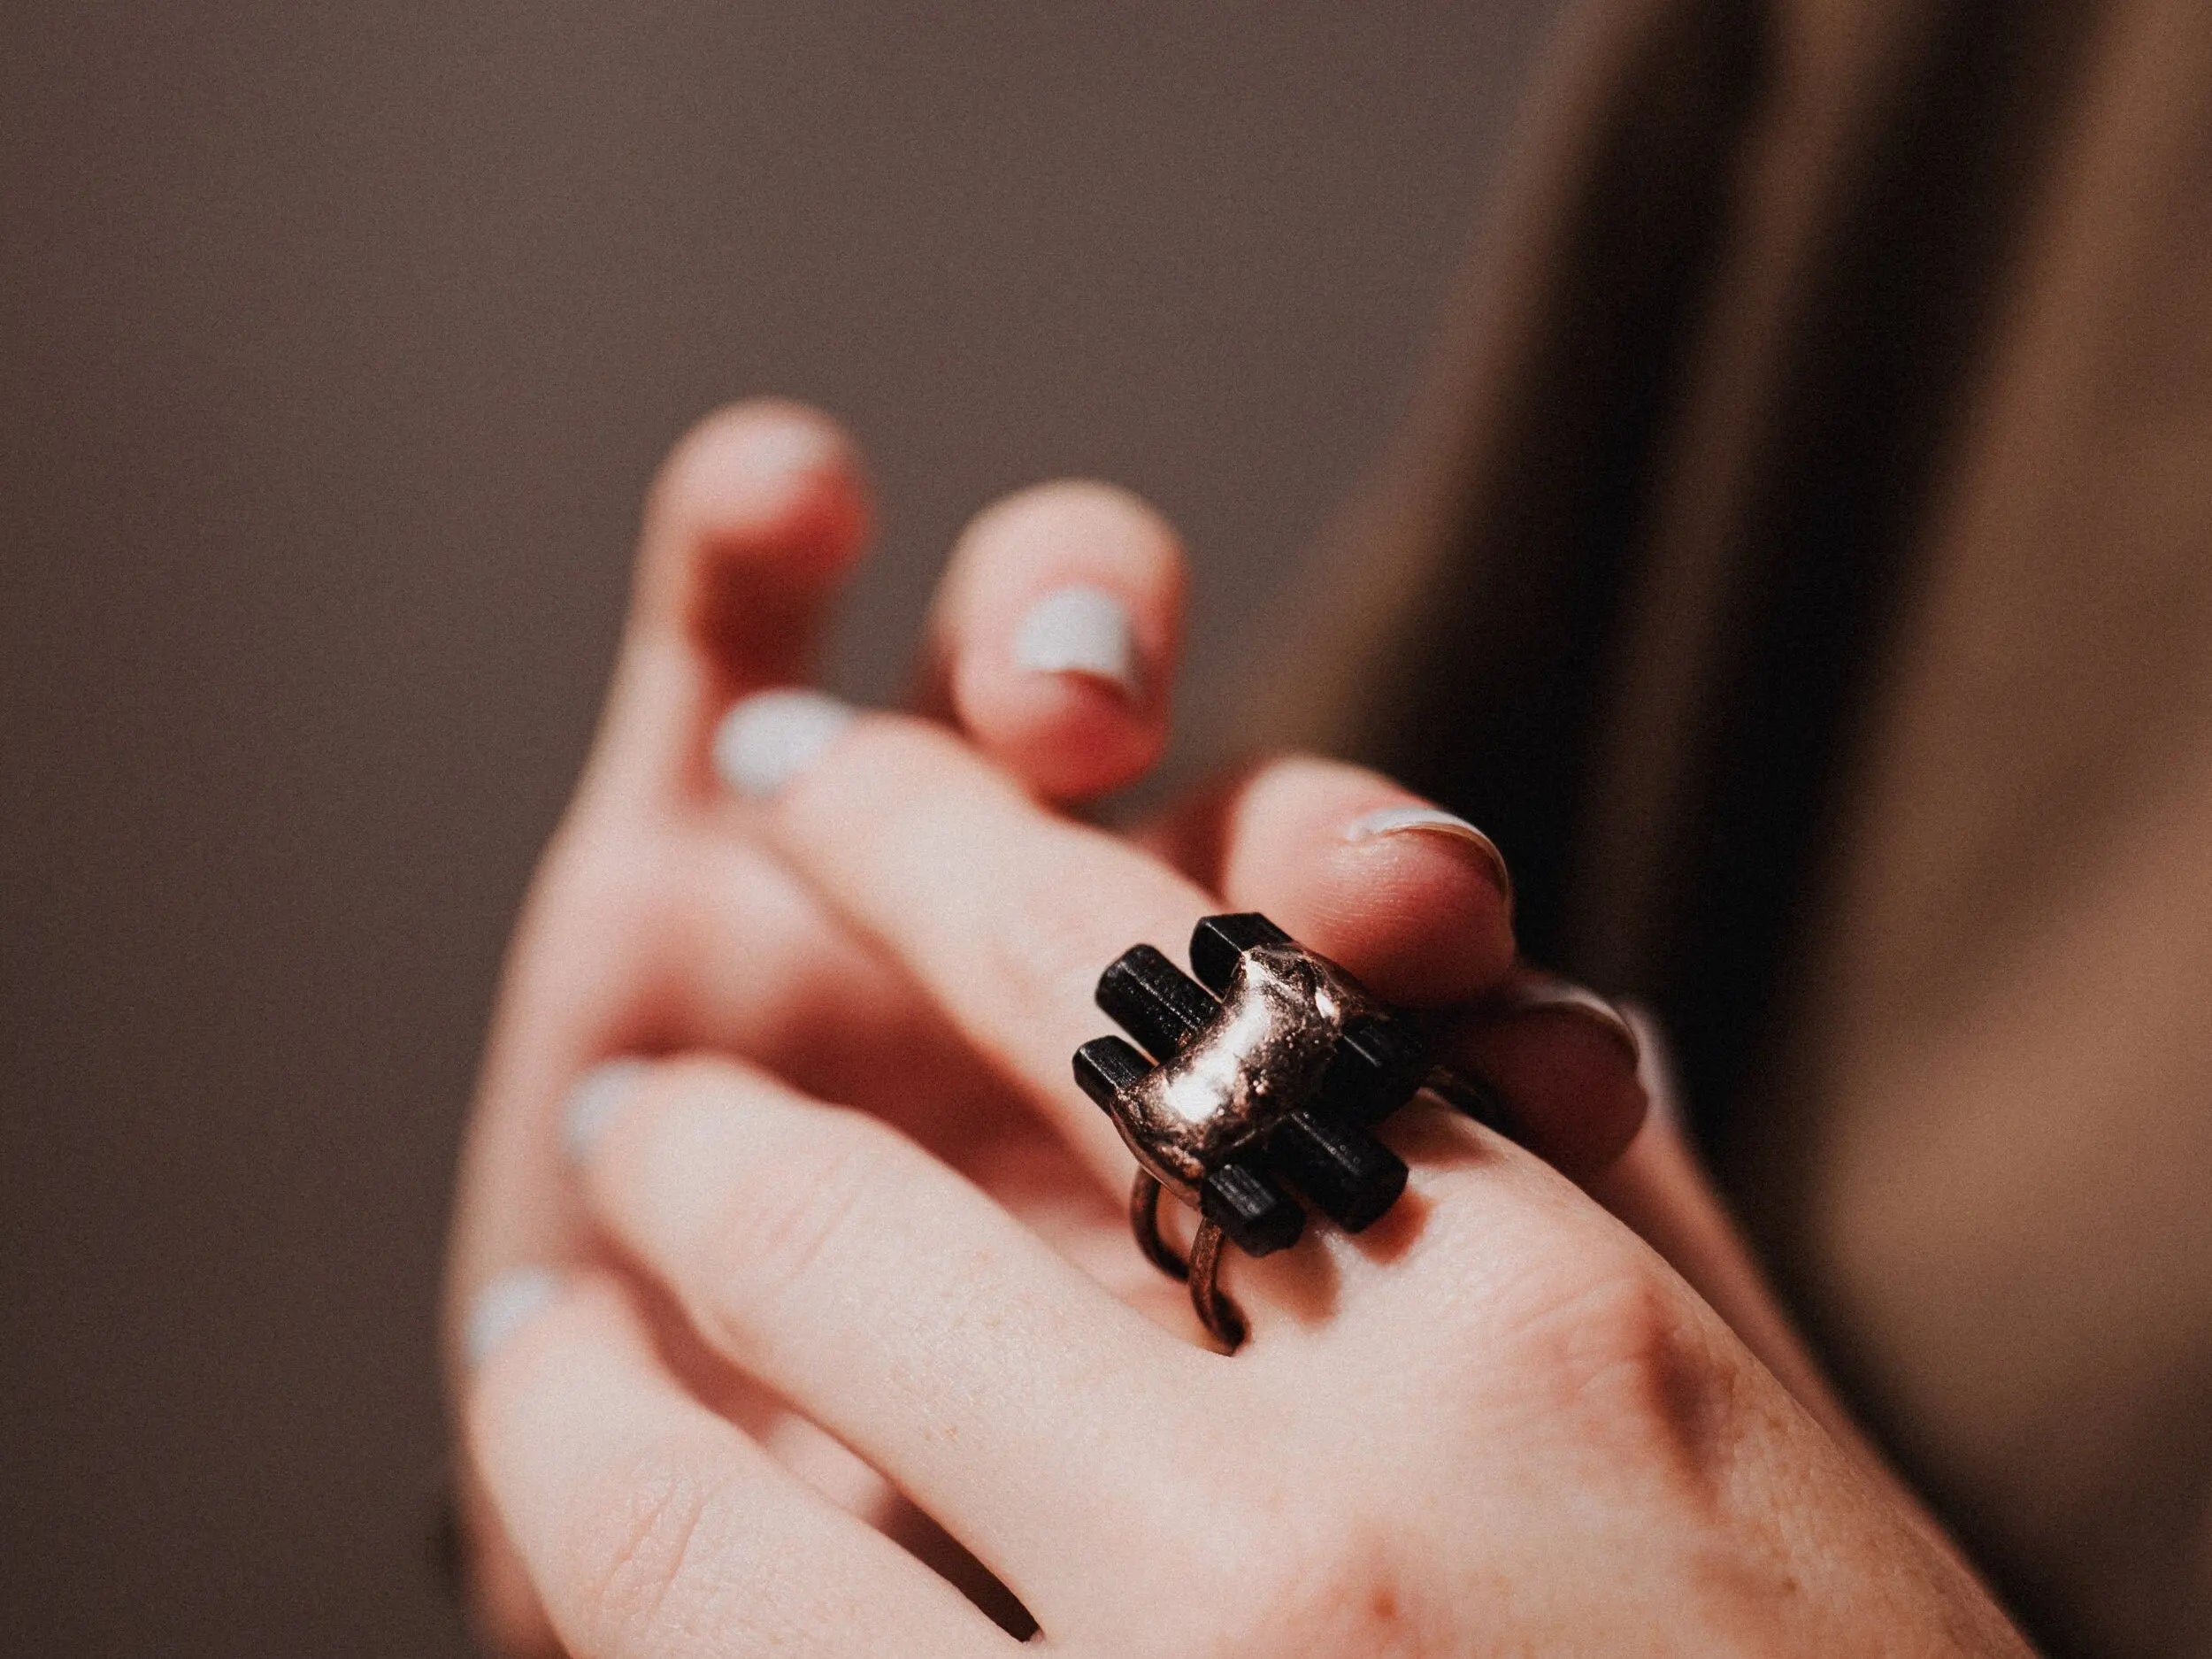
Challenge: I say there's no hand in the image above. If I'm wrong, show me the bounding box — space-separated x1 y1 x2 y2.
443 402 1640 1647
446 403 2028 1655
462 699 2030 1655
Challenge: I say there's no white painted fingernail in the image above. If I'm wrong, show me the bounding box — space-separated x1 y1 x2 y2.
465 1267 564 1368
727 420 840 480
1344 807 1513 908
563 1058 649 1165
711 688 856 798
1010 586 1141 695
1346 805 1484 842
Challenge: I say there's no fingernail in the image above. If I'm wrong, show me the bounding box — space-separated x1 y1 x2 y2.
727 420 841 480
1491 975 1641 1066
562 1058 649 1165
465 1267 565 1368
1344 806 1514 910
1010 586 1141 695
711 688 856 798
1618 1001 1678 1129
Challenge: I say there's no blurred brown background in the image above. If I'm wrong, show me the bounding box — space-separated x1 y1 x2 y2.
0 4 1566 1652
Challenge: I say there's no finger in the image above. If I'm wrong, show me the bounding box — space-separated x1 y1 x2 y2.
703 699 1636 1366
710 701 1223 1182
1142 754 1516 1006
580 400 872 817
465 1271 1010 1659
1585 1016 1988 1562
567 1055 1206 1617
449 401 888 1313
445 841 668 1654
447 847 1018 1649
917 481 1184 801
1140 756 1637 1178
453 1480 565 1656
447 827 1018 1391
444 403 871 1643
660 829 1011 1136
1440 972 1648 1179
449 835 896 1284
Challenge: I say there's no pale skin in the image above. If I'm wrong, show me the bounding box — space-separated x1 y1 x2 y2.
444 402 2035 1656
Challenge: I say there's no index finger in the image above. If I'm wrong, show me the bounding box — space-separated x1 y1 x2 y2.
709 697 1516 1183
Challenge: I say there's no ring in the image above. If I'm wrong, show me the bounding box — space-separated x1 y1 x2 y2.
1073 913 1507 1348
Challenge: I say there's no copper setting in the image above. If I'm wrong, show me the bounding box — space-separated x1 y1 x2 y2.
1074 913 1491 1349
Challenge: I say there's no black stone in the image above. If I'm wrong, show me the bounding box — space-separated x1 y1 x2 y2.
1083 918 1440 1263
1073 1035 1151 1112
1318 1013 1430 1125
1095 943 1217 1062
1267 1109 1408 1232
1201 1159 1305 1256
1188 911 1293 996
1437 1067 1518 1137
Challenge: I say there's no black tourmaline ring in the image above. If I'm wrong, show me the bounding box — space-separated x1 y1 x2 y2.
1073 912 1503 1349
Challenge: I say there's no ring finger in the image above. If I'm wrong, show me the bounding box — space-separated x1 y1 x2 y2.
564 1052 1211 1622
465 1273 1015 1658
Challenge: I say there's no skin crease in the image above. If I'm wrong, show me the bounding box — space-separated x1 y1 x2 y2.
445 403 2034 1657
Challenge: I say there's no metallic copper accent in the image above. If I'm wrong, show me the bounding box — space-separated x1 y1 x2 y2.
1102 941 1393 1351
1186 1218 1242 1348
1085 914 1540 1353
1133 1171 1244 1348
1102 943 1387 1203
1137 1057 1513 1349
1127 1170 1188 1281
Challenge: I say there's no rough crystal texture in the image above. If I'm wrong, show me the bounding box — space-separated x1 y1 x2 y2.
1271 1109 1408 1232
1095 944 1217 1061
1202 1160 1305 1256
1082 912 1432 1258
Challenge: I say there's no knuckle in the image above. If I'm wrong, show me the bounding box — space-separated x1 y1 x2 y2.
1549 1266 1702 1405
975 888 1123 1027
562 1454 734 1648
958 867 1192 1042
694 1107 904 1336
1507 1255 1742 1505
